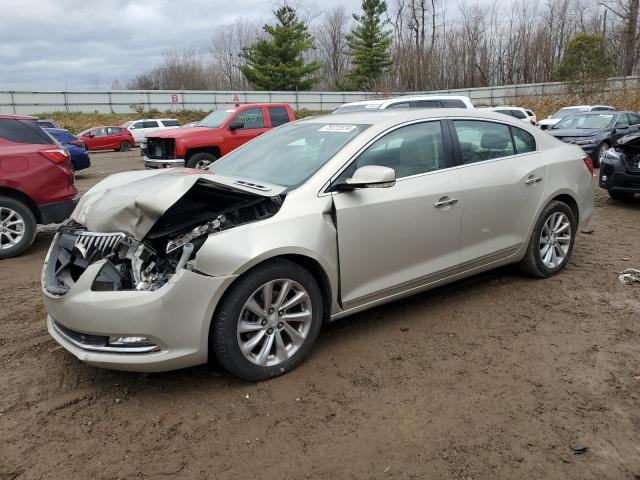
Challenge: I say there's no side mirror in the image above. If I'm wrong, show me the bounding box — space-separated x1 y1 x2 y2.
228 120 244 131
616 124 629 131
334 165 396 191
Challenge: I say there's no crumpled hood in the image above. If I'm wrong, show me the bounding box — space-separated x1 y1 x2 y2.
615 132 640 147
72 168 285 240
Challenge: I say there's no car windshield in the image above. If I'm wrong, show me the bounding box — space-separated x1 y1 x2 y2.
553 113 615 130
197 109 235 128
209 122 370 187
550 107 588 119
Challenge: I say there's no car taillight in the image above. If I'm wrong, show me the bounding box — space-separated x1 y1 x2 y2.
39 148 70 164
583 156 594 175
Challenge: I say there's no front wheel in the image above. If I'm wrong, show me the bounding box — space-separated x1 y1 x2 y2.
211 259 323 381
186 152 217 169
519 200 576 278
0 196 37 259
119 141 131 152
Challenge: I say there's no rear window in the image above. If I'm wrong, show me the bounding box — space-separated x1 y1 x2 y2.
37 120 56 128
268 107 290 127
47 130 75 144
440 99 467 108
0 119 55 145
161 120 179 127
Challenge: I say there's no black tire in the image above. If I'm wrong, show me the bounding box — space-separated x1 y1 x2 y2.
519 200 577 278
211 259 323 381
119 141 131 152
594 142 609 168
608 190 635 201
0 196 37 260
185 152 217 169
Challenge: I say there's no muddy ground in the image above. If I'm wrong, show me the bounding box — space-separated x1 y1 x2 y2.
1 150 639 479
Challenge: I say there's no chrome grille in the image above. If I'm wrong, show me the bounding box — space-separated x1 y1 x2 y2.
73 231 127 260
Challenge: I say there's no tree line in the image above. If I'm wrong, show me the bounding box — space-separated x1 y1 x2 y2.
126 0 640 92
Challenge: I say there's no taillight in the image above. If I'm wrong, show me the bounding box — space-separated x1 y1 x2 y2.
582 156 594 175
38 148 70 164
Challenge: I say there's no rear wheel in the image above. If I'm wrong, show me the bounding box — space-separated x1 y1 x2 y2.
119 141 131 152
186 152 217 169
0 196 37 259
211 259 323 381
519 200 576 278
608 190 636 201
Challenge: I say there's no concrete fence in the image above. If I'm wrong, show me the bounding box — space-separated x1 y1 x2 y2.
3 76 640 115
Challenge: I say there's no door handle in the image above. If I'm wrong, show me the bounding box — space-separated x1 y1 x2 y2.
525 175 543 185
434 197 458 208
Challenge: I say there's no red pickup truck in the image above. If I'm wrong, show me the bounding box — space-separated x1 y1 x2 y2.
142 103 295 169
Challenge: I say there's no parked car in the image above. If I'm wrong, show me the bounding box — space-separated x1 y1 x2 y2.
77 126 135 152
44 128 91 171
486 106 537 125
0 115 77 259
42 109 593 380
37 119 60 129
538 105 614 130
547 111 640 166
142 103 295 169
599 132 640 201
332 95 474 114
122 118 180 145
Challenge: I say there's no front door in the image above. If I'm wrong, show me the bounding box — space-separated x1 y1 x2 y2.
225 107 269 153
332 121 462 308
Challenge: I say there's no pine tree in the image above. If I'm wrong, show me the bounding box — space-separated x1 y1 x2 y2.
239 6 321 91
554 33 615 84
345 0 393 90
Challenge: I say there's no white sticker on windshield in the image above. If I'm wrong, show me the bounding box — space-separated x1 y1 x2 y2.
319 124 358 133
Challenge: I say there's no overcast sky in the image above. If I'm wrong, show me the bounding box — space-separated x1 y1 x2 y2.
0 0 500 91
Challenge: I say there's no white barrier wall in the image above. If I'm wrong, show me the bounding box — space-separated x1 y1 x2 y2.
2 76 640 115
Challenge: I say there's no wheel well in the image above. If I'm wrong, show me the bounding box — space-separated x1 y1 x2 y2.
551 193 579 224
186 146 221 160
0 187 41 223
280 254 333 323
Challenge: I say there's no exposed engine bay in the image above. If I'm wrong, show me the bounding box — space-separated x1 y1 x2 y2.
43 179 284 295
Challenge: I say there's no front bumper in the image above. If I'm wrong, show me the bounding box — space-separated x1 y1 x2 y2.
599 169 640 193
39 196 79 225
144 156 185 169
44 260 236 372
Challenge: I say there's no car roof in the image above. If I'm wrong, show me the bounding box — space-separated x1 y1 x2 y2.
0 114 37 120
130 118 178 122
300 108 527 126
339 95 471 108
565 110 623 115
43 128 69 134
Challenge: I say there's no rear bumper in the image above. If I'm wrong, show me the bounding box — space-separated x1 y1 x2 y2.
39 196 79 224
144 156 185 169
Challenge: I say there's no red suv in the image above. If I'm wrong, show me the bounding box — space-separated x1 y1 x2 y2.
142 103 295 169
77 126 135 152
0 115 77 258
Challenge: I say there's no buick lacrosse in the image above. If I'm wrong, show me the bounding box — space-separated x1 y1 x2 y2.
42 110 594 380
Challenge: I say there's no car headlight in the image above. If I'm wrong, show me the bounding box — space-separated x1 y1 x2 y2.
603 149 620 163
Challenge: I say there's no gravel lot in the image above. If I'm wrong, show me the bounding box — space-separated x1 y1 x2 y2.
1 150 639 479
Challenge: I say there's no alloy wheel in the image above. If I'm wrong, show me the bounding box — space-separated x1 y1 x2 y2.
0 207 26 250
539 212 572 268
237 279 313 367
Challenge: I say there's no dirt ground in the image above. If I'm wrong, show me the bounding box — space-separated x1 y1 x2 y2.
1 150 639 480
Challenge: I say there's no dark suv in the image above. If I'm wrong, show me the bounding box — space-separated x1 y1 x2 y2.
0 115 77 258
599 132 640 201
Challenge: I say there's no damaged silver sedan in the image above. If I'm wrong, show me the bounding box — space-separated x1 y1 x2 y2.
42 110 594 380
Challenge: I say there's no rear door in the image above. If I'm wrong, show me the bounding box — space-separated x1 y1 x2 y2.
267 106 291 128
332 120 462 307
449 119 547 268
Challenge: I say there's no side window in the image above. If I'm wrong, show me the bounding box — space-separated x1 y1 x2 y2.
353 121 446 178
412 100 440 109
440 99 467 108
268 107 290 127
615 114 629 127
0 119 54 145
511 126 536 154
629 113 640 125
509 110 527 119
129 122 140 130
94 127 107 136
453 120 515 164
142 121 159 128
234 108 264 129
161 120 179 127
526 110 535 117
386 101 411 109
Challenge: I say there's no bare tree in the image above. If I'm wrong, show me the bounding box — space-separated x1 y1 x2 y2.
313 6 350 89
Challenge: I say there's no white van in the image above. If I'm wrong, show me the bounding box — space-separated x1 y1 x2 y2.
122 118 180 145
332 95 474 114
